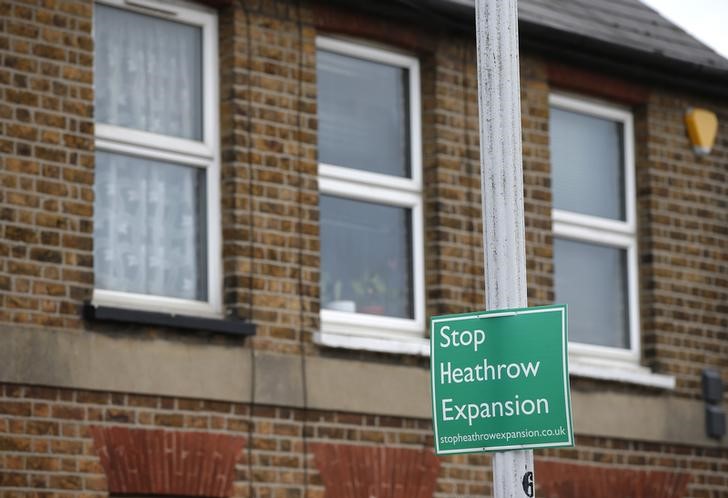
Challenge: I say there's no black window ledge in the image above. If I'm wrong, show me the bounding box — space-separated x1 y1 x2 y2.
82 303 256 337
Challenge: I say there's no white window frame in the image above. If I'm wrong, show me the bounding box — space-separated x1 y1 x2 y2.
316 36 425 341
550 93 640 366
92 0 222 318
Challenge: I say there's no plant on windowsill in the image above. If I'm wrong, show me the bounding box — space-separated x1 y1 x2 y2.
321 273 355 313
351 272 388 316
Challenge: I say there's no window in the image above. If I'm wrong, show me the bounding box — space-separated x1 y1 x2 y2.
316 37 424 340
92 0 221 317
549 93 639 363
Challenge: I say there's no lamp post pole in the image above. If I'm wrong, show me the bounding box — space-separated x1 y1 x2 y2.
474 0 535 496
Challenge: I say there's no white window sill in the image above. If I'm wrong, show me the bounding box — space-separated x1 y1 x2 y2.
569 358 676 389
314 331 430 356
315 332 676 390
93 289 222 320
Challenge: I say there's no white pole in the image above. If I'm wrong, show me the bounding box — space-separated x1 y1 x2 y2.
474 0 535 497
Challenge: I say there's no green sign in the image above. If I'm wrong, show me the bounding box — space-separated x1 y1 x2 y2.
430 304 573 455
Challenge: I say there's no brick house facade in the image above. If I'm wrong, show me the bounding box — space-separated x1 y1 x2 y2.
1 0 726 497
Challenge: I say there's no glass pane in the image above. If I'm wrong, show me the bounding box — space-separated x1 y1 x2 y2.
317 49 410 178
550 106 625 220
94 4 203 140
554 238 629 349
94 151 208 301
320 195 413 319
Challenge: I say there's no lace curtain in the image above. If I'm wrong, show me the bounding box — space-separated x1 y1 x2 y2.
94 152 207 300
94 3 203 139
93 5 207 301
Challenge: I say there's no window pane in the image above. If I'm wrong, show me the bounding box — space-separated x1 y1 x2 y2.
94 4 203 140
554 238 629 349
317 50 410 178
550 107 625 220
94 151 208 301
320 195 413 319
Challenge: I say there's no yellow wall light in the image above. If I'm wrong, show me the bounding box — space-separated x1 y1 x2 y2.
685 108 718 155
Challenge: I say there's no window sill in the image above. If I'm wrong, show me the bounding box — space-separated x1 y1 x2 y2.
82 303 256 337
314 331 429 356
569 357 676 389
315 331 676 390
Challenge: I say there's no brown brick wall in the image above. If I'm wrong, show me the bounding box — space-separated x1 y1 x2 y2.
3 0 723 396
1 1 728 495
218 1 319 354
422 40 485 318
219 2 253 320
521 55 555 307
638 92 728 398
2 383 727 497
0 0 95 330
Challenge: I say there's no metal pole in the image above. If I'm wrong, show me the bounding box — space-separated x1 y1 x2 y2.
474 0 535 497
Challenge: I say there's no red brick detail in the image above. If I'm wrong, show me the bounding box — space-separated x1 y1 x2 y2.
89 426 245 497
536 461 691 497
547 62 649 105
312 3 433 52
312 443 440 498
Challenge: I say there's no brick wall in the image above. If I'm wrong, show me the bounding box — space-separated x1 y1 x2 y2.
2 384 727 497
218 1 319 355
2 0 723 397
422 40 485 318
0 0 95 330
638 91 728 398
521 56 555 308
1 0 728 495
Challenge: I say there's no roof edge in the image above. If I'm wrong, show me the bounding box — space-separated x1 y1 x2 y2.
519 20 728 100
426 0 728 98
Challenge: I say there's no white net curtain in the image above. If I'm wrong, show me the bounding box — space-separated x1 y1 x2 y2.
93 3 207 301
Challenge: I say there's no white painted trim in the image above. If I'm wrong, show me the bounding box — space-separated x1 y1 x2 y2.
316 36 425 340
318 177 421 208
94 138 211 168
203 11 222 315
99 0 217 32
318 163 419 193
550 92 640 362
314 331 430 356
95 124 212 160
569 340 639 364
626 236 640 357
569 359 676 389
94 0 222 316
411 196 426 331
408 56 423 192
552 221 634 250
92 289 221 319
321 309 423 335
553 209 635 237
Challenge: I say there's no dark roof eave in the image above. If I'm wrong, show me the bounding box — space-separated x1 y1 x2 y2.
519 20 728 100
416 0 728 99
519 21 728 97
315 0 728 98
